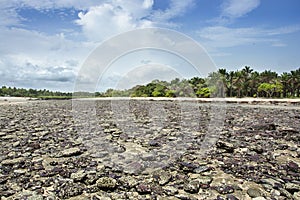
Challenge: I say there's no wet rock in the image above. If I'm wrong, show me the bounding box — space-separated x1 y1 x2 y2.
136 183 152 194
216 141 235 153
294 191 300 199
247 188 262 198
57 182 84 199
153 170 172 185
71 170 87 182
184 180 200 193
287 160 299 172
214 185 235 194
226 194 239 200
285 182 300 193
1 157 25 165
193 165 210 173
163 186 178 196
96 177 117 191
60 147 82 157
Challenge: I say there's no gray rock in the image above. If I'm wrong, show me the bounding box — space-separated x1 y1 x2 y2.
247 188 262 198
96 177 117 190
285 182 300 192
60 147 82 157
1 157 25 165
184 180 200 193
71 170 86 182
163 186 178 196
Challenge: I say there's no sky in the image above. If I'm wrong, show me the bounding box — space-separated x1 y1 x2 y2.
0 0 300 91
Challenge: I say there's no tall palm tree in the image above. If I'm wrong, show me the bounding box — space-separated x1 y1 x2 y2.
280 72 291 97
249 71 260 97
241 66 253 96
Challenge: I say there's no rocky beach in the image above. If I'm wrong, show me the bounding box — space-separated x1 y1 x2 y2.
0 99 300 200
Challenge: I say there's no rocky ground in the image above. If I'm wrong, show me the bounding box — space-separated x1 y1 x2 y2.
0 99 299 200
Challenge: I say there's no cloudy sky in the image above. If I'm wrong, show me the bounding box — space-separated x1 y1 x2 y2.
0 0 300 91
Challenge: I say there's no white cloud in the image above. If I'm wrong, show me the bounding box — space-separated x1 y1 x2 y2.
0 27 95 90
152 0 195 22
221 0 260 19
75 0 196 41
75 0 154 41
198 25 300 48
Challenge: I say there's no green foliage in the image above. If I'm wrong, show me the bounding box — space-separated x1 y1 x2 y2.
2 67 300 99
0 86 72 98
196 87 210 98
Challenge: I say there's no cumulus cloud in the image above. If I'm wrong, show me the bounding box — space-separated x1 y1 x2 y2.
75 0 196 41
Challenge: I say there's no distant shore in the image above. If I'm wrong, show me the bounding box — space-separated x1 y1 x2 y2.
1 96 300 106
74 97 300 104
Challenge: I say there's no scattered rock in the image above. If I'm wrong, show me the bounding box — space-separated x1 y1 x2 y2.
96 177 117 190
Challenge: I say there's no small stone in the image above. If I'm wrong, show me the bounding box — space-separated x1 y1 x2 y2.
287 161 299 172
193 165 210 173
14 169 27 175
226 194 239 200
293 192 300 199
285 182 300 193
136 183 152 194
1 157 25 165
71 170 86 182
61 147 82 157
215 185 235 194
184 180 200 193
153 170 172 185
252 197 266 200
12 141 20 147
247 188 262 198
162 186 178 196
216 141 235 153
96 177 117 190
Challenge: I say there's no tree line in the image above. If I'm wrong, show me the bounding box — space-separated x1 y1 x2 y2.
97 66 300 98
1 66 299 98
0 86 72 98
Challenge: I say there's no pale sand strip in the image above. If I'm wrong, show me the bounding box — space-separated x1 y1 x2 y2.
0 97 35 105
74 97 300 103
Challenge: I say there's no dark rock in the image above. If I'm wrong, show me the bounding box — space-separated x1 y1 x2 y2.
214 185 235 194
226 194 239 200
184 180 200 193
216 141 235 153
136 183 152 194
287 161 299 172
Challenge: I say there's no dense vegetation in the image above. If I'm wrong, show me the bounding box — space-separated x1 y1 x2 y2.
1 67 299 99
0 86 72 99
98 66 300 98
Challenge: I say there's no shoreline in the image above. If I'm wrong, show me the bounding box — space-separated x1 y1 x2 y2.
1 96 300 106
74 97 300 104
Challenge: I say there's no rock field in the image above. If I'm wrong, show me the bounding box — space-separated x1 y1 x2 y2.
0 99 299 200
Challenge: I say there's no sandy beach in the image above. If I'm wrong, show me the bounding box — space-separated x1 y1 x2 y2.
0 97 35 105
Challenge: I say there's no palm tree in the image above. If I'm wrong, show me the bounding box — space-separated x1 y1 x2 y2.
280 72 291 97
249 71 260 97
241 66 253 96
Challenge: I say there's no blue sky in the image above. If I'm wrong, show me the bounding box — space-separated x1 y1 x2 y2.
0 0 300 91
